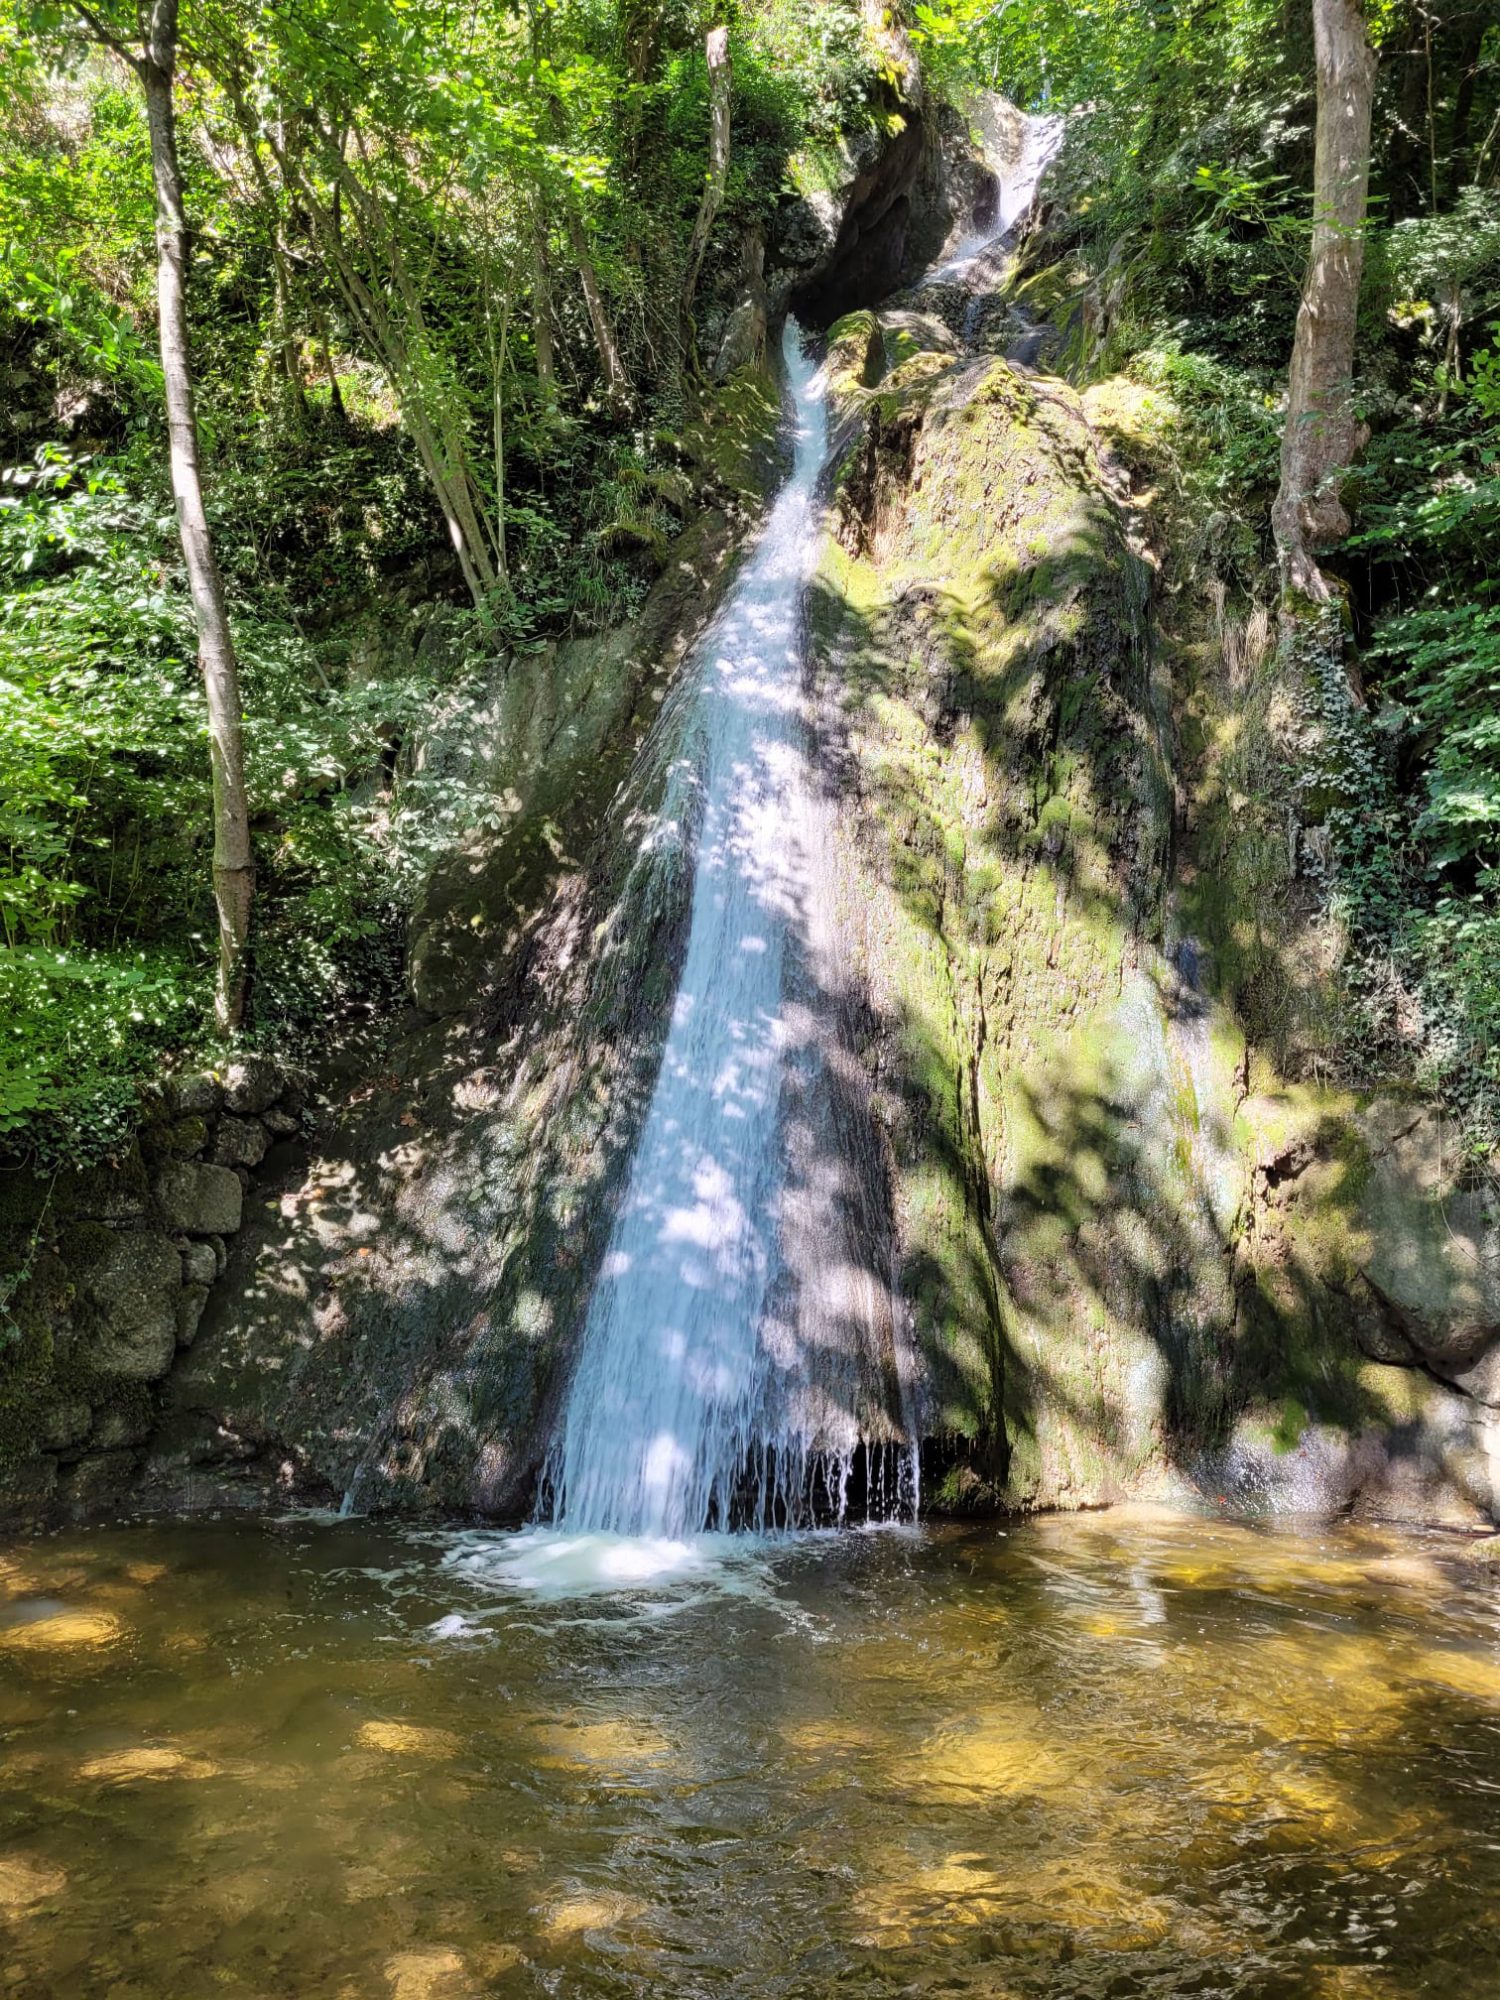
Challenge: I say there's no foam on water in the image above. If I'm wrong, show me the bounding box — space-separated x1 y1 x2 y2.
439 1526 781 1607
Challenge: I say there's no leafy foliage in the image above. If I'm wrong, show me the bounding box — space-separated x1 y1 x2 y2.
0 0 879 1162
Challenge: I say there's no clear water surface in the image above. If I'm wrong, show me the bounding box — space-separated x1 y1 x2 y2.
3 1511 1500 1996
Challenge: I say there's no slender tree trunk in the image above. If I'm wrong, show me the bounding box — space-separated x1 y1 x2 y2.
1272 0 1378 603
484 281 510 583
231 98 307 421
273 135 500 603
564 208 631 405
268 231 307 419
531 209 556 397
678 24 731 374
140 0 254 1031
311 295 348 428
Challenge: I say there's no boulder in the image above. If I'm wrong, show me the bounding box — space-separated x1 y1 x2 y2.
154 1162 243 1238
76 1231 181 1379
175 1284 211 1349
165 1071 222 1116
212 1116 269 1169
223 1057 282 1115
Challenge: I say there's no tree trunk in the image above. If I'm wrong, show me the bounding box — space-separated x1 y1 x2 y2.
564 208 631 405
275 134 500 604
140 0 255 1032
531 209 557 396
678 25 731 373
312 295 348 428
1271 0 1378 603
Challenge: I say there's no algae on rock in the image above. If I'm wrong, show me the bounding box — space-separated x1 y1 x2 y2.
808 305 1500 1524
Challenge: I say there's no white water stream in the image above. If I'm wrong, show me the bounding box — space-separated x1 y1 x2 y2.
518 109 1065 1572
928 110 1065 284
541 325 845 1542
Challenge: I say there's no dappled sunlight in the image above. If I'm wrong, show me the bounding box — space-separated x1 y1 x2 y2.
1 1513 1499 1993
382 1945 473 2000
537 1889 650 1938
356 1720 460 1759
535 1716 675 1775
0 1856 67 1911
0 1608 126 1655
77 1744 219 1785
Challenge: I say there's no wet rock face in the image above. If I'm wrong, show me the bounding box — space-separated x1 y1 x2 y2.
1351 1104 1500 1397
809 309 1500 1529
0 1063 310 1522
406 373 783 1021
154 1162 244 1237
810 317 1175 1512
783 115 928 328
74 1233 181 1380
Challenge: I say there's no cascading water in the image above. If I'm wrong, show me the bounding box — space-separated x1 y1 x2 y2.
539 323 901 1543
528 110 1065 1563
928 109 1065 285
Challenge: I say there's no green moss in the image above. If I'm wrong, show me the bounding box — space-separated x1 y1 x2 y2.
679 365 783 505
1271 1394 1309 1454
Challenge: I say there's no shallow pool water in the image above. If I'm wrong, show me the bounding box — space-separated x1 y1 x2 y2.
3 1510 1500 1997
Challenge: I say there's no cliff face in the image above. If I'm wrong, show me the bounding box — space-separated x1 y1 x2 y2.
810 304 1500 1526
8 101 1496 1533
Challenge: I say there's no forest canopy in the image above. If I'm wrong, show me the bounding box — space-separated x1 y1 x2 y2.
0 0 1497 1168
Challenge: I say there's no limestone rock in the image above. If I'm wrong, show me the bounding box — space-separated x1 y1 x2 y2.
223 1057 282 1115
91 1403 151 1451
1353 1102 1500 1404
212 1116 269 1169
61 1451 139 1512
165 1071 222 1116
38 1399 92 1452
59 1153 150 1223
142 1114 210 1162
77 1231 181 1379
712 295 768 381
178 1239 218 1288
277 1076 309 1119
261 1106 300 1138
407 500 765 1016
154 1162 243 1238
175 1284 211 1349
775 194 837 266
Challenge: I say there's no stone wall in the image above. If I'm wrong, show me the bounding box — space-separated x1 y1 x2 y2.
0 1058 307 1519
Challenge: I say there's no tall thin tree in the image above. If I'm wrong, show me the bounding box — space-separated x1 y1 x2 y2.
68 0 255 1029
678 23 731 376
1272 0 1379 602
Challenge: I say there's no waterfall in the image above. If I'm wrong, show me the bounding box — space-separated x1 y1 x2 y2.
541 324 904 1542
929 109 1065 284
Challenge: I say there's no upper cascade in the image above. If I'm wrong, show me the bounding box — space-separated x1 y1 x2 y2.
928 107 1065 285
